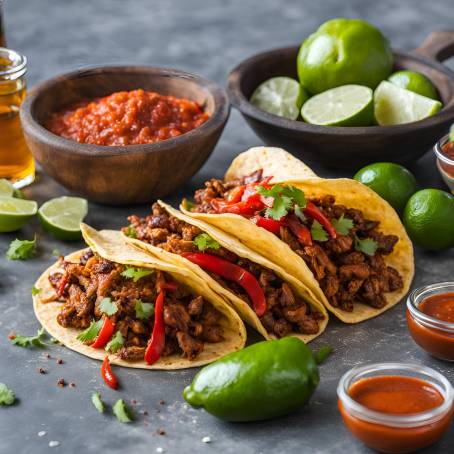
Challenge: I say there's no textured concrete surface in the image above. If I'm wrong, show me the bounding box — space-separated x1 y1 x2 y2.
0 0 453 453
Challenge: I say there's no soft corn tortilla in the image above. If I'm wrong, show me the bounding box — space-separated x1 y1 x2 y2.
182 148 414 323
33 225 246 370
124 200 328 342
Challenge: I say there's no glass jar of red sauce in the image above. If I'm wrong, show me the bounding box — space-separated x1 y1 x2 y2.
406 282 454 361
434 134 454 192
337 363 453 453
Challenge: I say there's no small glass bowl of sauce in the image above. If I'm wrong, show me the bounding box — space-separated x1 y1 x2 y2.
434 134 454 192
407 282 454 361
337 362 453 454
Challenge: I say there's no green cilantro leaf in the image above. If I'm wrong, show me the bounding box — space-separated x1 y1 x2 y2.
120 266 153 282
281 185 306 208
6 236 37 260
91 391 105 413
183 199 195 211
294 204 306 222
10 327 47 348
0 383 15 406
31 286 41 296
105 331 124 354
311 220 329 242
332 215 354 236
193 233 221 252
113 399 133 423
99 297 118 316
355 237 378 256
76 319 103 343
124 226 137 238
257 184 306 220
135 299 154 320
52 248 61 257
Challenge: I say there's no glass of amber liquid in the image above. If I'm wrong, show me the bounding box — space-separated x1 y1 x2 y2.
0 47 35 187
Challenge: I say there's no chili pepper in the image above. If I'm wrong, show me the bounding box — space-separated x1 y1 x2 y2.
91 317 115 349
226 185 246 203
252 215 285 235
158 281 178 292
144 290 166 365
286 215 313 246
181 253 266 317
57 275 68 297
304 202 337 239
210 195 265 216
101 356 118 389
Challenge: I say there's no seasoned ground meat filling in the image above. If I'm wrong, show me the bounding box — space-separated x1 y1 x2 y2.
123 203 324 338
48 252 224 361
189 171 404 313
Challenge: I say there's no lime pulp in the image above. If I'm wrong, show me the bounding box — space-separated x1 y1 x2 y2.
0 196 38 232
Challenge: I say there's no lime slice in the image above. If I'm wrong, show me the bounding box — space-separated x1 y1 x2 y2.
301 84 374 126
374 81 442 126
0 196 38 232
0 179 14 197
388 70 438 100
38 196 88 241
250 77 307 120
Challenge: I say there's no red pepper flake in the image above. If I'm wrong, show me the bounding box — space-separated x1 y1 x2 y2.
57 378 66 387
159 400 166 405
57 358 64 365
157 428 166 436
142 410 149 416
38 368 47 375
45 353 52 359
69 382 76 388
131 399 138 405
8 332 16 340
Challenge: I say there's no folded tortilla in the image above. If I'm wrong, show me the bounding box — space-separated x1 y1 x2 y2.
124 200 328 342
182 147 414 323
33 225 246 370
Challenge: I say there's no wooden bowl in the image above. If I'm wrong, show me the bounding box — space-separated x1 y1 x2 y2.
21 66 229 204
228 31 454 169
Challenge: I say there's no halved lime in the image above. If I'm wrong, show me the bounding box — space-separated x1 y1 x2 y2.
301 84 374 126
38 196 88 241
250 77 308 120
388 70 438 100
0 196 38 232
374 81 442 126
0 179 14 197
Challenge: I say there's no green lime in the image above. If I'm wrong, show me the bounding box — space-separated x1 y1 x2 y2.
0 179 15 197
301 84 373 126
250 77 308 120
354 162 418 213
388 70 438 100
403 189 454 251
38 196 88 241
0 196 38 232
374 81 442 126
297 18 393 94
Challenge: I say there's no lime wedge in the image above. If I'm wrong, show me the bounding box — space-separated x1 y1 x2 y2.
38 196 88 241
374 81 442 126
0 196 38 232
0 179 14 197
301 84 373 126
250 77 307 120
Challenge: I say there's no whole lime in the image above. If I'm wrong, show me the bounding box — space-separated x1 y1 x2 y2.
403 189 454 251
297 18 393 95
354 162 418 213
388 70 438 100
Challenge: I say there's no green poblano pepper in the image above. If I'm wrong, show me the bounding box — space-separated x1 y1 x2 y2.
183 337 331 421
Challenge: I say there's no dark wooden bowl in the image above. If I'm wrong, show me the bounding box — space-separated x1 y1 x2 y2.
228 31 454 169
20 66 229 204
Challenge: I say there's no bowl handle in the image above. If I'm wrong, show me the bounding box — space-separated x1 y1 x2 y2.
413 30 454 62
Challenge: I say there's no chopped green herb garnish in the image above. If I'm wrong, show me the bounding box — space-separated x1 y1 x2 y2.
183 199 195 211
113 399 133 423
332 215 354 236
76 319 103 343
257 184 306 220
294 204 306 222
355 237 378 256
52 248 61 257
124 226 137 238
449 123 454 142
0 383 15 406
91 391 105 413
99 297 118 316
6 236 37 260
314 345 333 364
310 220 329 242
105 331 124 354
50 337 61 345
121 266 153 282
31 286 41 296
193 233 221 252
10 327 47 348
135 299 154 320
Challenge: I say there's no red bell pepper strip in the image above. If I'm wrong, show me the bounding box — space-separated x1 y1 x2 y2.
91 317 115 349
181 253 267 317
57 275 68 298
252 215 285 235
101 356 118 390
226 185 246 203
210 194 265 216
286 215 313 246
158 280 178 292
304 202 337 239
144 290 166 365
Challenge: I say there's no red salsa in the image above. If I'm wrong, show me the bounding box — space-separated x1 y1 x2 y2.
420 292 454 322
47 89 210 146
440 141 454 176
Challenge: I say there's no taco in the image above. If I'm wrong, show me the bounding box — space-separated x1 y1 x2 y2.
181 147 414 323
122 200 328 342
33 225 246 369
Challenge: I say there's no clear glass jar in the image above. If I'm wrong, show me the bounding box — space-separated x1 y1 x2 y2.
337 362 453 453
434 134 454 192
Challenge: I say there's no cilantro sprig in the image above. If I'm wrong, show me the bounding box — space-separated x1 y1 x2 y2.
6 236 37 260
135 299 154 320
91 392 105 413
31 286 41 296
354 237 378 256
120 266 153 282
0 383 15 406
256 184 306 220
193 233 221 252
77 320 103 343
99 297 118 316
105 331 124 353
310 220 329 242
10 327 47 348
124 226 137 238
332 215 354 236
113 399 133 423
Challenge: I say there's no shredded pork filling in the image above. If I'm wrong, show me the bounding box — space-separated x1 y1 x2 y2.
48 251 224 361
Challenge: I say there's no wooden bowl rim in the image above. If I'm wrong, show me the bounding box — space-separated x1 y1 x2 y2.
227 45 454 136
20 65 230 157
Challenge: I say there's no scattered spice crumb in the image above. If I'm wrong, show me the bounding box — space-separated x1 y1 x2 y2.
57 378 66 387
69 382 76 388
8 332 16 340
157 428 166 436
159 400 165 405
49 441 60 448
131 399 138 405
57 358 64 365
38 368 47 374
45 353 52 359
38 431 46 437
142 410 149 416
202 436 211 443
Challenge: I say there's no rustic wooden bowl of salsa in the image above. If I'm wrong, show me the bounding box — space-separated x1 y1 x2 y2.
20 66 229 204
